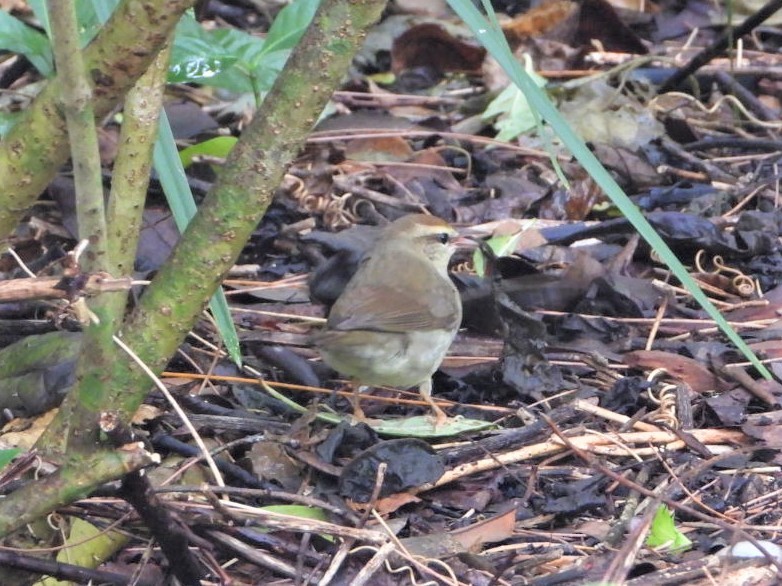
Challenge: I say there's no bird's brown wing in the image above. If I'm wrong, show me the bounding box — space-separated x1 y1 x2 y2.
327 282 460 333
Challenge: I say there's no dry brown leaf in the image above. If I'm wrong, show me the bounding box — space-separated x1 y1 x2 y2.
0 409 57 450
391 23 486 74
623 350 725 393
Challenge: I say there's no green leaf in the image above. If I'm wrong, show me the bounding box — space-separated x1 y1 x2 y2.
168 53 240 84
473 231 525 277
168 0 319 95
372 416 495 438
260 505 334 542
0 9 53 76
40 517 127 585
260 0 321 56
169 16 241 85
262 504 328 521
0 448 20 471
483 54 547 141
203 27 267 93
646 505 692 552
211 27 267 62
29 0 106 47
257 380 494 438
179 136 238 168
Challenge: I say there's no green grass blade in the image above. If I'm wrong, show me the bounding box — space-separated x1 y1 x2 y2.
153 116 242 365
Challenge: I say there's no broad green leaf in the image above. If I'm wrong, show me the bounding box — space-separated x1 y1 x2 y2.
169 16 241 84
372 416 495 438
168 0 319 95
261 0 321 56
258 380 494 437
483 54 547 141
168 54 240 84
39 517 127 585
473 231 525 277
211 27 267 61
0 9 53 76
646 505 692 552
260 505 334 542
29 0 104 47
179 136 238 168
0 448 20 471
262 504 328 521
206 27 267 93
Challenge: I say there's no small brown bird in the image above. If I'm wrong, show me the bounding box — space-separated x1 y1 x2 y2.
315 214 463 427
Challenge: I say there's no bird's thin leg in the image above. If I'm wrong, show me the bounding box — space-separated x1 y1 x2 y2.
419 379 448 428
349 383 368 422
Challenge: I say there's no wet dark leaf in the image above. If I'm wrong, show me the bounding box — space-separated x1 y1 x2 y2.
316 421 379 464
338 438 444 502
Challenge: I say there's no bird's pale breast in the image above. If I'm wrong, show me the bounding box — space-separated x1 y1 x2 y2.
317 328 456 389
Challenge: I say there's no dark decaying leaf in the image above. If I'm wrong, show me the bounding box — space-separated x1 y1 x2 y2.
390 23 486 75
535 475 610 515
704 388 752 427
635 183 722 211
493 279 568 401
316 421 379 464
575 275 662 318
601 376 652 415
743 411 782 462
338 438 444 502
541 211 780 259
576 0 649 54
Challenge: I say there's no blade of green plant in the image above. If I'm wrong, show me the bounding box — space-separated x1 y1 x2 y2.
447 0 771 379
248 505 335 543
0 9 53 75
371 416 495 439
153 118 241 366
259 505 334 541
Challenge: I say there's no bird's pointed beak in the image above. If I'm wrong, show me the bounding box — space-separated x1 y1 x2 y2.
452 235 477 252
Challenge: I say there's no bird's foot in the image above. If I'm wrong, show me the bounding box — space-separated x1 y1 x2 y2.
427 406 450 429
348 406 382 426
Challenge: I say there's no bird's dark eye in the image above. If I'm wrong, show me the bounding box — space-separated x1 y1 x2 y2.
437 232 450 244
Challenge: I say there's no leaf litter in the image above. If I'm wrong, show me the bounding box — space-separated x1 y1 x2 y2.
1 0 782 584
